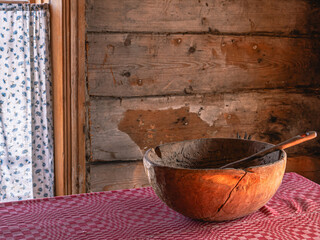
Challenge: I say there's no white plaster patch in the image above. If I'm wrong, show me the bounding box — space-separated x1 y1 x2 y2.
189 105 224 126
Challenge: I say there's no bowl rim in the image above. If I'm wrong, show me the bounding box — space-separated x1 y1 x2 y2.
143 138 287 171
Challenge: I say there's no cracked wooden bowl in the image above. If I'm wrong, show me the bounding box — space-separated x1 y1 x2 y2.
143 138 287 221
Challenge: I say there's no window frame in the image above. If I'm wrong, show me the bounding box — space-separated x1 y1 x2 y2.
50 0 86 196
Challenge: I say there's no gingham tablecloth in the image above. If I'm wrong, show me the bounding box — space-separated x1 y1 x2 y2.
0 173 319 240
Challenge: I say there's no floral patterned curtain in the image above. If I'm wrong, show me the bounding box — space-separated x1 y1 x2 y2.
0 3 53 202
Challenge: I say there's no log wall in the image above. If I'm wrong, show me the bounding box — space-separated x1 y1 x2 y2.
86 0 320 191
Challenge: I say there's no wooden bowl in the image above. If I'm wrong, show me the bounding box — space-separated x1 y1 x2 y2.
143 138 287 221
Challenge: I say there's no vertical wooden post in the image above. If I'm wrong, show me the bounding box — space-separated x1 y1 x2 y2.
50 0 65 196
50 0 86 195
70 0 86 194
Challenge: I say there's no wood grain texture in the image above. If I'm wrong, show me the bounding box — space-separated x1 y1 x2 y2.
286 155 320 184
89 90 320 162
77 0 87 194
69 0 87 194
87 34 320 97
51 0 87 195
89 161 149 192
86 0 320 35
50 0 65 196
85 0 320 191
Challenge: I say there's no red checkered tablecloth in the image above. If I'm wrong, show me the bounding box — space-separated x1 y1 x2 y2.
0 173 319 240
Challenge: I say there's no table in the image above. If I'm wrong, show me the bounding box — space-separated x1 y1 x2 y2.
0 173 319 240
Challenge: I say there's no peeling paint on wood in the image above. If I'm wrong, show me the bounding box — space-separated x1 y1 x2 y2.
89 90 320 162
118 107 215 150
86 0 320 189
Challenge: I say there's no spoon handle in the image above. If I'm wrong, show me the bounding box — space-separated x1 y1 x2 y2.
220 131 317 169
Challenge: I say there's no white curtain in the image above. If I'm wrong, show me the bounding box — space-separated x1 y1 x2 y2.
0 3 53 201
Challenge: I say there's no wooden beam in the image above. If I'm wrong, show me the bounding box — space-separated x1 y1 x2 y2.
89 90 320 162
89 161 149 192
50 0 86 195
70 0 86 194
86 0 320 35
87 34 320 97
286 155 320 184
50 0 65 196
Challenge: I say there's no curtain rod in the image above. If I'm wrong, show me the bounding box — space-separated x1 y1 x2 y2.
0 1 30 3
0 1 48 3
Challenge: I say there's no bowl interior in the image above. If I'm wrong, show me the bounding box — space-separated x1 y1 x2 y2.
150 138 284 169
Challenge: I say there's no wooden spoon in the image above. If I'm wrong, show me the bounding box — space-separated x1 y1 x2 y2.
220 131 317 169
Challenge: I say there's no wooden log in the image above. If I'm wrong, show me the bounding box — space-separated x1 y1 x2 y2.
88 150 320 194
286 155 320 184
86 0 320 35
89 161 149 192
292 171 320 184
87 34 320 97
89 90 320 162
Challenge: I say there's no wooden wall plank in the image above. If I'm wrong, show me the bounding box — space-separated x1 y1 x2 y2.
69 0 87 194
89 161 149 192
86 0 320 189
89 151 320 193
89 154 320 193
87 34 320 97
286 156 320 184
51 0 87 195
77 0 87 194
89 90 320 162
86 0 320 35
89 155 320 192
50 0 65 196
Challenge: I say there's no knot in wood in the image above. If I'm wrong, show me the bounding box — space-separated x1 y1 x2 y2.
122 71 131 77
188 46 196 53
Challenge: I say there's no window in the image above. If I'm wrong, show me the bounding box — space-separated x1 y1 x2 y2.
1 0 86 196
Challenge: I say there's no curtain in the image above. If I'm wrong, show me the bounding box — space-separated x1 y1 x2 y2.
0 3 53 202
